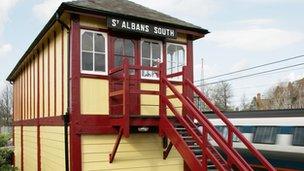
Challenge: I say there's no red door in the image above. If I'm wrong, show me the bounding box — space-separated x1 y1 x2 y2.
109 36 140 115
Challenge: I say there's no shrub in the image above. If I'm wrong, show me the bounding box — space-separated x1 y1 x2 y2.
0 134 16 170
0 134 10 147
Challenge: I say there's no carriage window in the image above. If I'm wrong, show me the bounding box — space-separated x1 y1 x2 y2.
292 127 304 146
253 126 278 144
81 30 107 74
217 126 240 142
114 38 135 66
141 40 162 79
167 43 186 80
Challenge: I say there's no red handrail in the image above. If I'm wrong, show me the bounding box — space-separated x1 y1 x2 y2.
161 77 252 171
185 78 276 171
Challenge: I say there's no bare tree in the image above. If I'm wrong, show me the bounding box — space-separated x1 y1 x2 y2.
240 94 249 111
0 83 13 126
211 81 233 111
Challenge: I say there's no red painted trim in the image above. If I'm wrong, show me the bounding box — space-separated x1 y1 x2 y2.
48 38 50 117
21 125 24 171
70 15 82 171
80 74 108 79
27 64 29 120
42 44 45 118
30 60 32 119
61 26 64 115
80 25 108 33
37 50 41 171
13 116 64 126
54 31 57 116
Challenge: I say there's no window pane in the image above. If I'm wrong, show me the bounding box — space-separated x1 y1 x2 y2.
142 58 150 66
82 32 93 51
152 60 158 67
95 33 105 52
142 41 150 58
166 44 185 75
82 52 93 71
253 126 277 144
293 127 304 146
115 55 123 66
114 38 123 55
95 53 105 72
124 39 134 57
152 43 161 60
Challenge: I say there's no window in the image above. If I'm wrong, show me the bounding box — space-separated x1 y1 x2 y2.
141 39 162 79
217 126 241 142
292 127 304 146
253 126 278 144
81 30 107 74
167 43 186 80
114 38 135 66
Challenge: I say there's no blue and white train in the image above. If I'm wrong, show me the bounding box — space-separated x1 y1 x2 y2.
206 109 304 170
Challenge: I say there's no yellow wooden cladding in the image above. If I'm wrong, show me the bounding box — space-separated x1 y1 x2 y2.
81 134 183 171
23 126 37 171
80 16 107 29
140 83 159 115
40 126 65 171
49 35 55 117
140 83 183 116
14 127 21 170
12 22 68 121
167 33 187 43
80 78 109 115
167 85 183 115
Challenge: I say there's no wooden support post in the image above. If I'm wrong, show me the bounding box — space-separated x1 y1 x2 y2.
123 58 130 137
159 63 166 136
109 128 124 163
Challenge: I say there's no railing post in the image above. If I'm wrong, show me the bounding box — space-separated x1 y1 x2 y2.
123 58 130 137
159 63 166 136
202 126 208 170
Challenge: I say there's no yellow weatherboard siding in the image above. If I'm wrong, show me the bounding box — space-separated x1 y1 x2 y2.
80 16 107 29
23 126 37 171
14 127 21 170
140 83 159 115
80 78 109 115
40 126 65 171
140 83 183 116
81 134 183 171
166 85 183 116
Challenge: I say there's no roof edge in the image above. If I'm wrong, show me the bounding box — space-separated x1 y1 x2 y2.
7 2 209 81
63 2 210 35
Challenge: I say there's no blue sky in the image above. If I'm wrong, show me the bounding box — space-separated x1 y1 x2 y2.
0 0 304 107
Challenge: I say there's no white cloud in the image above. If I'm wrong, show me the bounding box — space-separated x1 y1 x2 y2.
207 28 304 51
231 59 248 71
0 0 19 34
131 0 219 22
238 19 275 26
0 43 12 58
32 0 69 21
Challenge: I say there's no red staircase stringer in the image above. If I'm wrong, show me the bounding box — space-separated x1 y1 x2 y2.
160 117 202 171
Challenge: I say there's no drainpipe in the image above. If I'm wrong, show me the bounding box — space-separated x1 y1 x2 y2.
56 12 71 171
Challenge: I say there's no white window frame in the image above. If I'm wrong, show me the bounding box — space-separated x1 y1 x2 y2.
140 38 163 80
166 43 187 81
80 29 108 75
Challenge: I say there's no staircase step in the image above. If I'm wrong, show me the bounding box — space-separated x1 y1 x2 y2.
192 149 202 155
188 145 199 148
182 136 192 139
175 127 186 131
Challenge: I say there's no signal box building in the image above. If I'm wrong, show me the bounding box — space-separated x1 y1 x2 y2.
7 0 275 171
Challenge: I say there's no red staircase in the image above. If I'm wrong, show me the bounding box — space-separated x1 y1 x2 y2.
159 64 276 171
107 59 275 170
